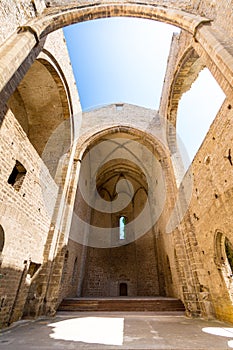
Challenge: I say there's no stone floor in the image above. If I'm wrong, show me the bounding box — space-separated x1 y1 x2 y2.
1 311 233 349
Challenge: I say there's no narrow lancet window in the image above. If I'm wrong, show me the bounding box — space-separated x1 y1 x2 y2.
119 216 126 240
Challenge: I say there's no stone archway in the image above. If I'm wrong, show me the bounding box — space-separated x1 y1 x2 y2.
67 126 168 297
0 1 233 113
162 47 205 152
0 50 73 324
1 0 233 325
7 57 72 179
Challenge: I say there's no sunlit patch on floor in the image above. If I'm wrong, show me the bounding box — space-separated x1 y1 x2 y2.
202 327 233 337
48 317 124 346
202 327 233 348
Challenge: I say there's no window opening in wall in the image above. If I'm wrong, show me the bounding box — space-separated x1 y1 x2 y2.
119 282 128 296
8 160 27 191
116 104 123 111
225 238 233 273
0 225 4 253
27 262 41 278
119 216 126 240
215 232 233 301
177 68 225 171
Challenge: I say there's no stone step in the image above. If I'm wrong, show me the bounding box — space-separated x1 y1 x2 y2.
58 297 185 312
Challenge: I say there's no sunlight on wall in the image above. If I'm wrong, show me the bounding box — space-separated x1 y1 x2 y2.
48 317 124 345
177 68 225 169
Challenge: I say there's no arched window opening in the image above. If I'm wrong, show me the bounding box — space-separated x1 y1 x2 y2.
119 216 126 240
0 225 5 267
225 238 233 273
0 225 5 254
177 68 225 171
215 232 233 301
119 282 128 296
8 160 26 191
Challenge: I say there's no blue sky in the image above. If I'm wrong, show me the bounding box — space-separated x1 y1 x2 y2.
63 18 178 110
177 68 225 163
63 17 225 164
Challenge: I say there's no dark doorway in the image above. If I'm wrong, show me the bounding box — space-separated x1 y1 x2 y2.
119 282 128 296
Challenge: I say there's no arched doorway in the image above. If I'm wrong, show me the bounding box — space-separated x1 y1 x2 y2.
67 121 175 298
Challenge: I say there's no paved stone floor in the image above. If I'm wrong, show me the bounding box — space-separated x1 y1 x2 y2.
1 312 233 349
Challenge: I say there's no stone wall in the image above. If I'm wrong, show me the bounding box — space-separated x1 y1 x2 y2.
0 0 80 327
1 0 233 327
0 0 40 45
157 11 233 320
0 107 57 326
58 105 176 299
177 99 233 322
155 0 233 323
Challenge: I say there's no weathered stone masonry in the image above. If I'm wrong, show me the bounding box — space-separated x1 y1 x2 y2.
1 0 233 328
